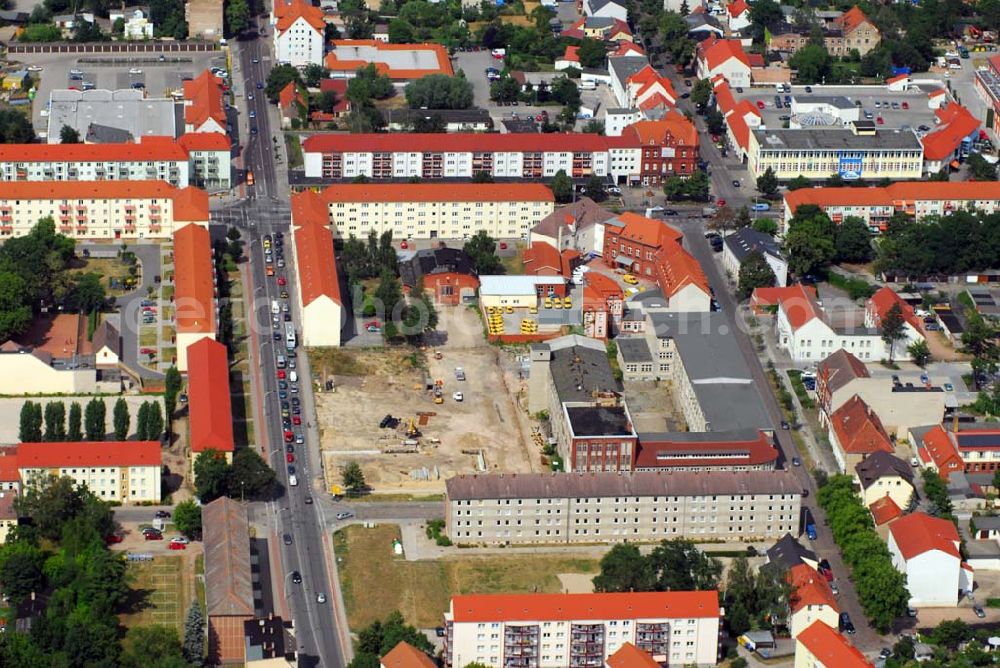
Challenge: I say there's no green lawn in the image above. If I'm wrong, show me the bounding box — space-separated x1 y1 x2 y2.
120 556 192 633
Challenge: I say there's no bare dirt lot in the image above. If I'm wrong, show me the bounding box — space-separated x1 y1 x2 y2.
312 306 541 494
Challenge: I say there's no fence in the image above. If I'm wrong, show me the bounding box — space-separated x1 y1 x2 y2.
8 41 218 54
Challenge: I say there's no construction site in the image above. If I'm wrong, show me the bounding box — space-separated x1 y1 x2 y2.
310 307 544 494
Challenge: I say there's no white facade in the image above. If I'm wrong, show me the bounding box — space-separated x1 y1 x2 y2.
606 109 642 137
0 154 188 187
0 350 97 394
300 297 343 347
776 308 885 363
274 16 324 67
584 0 628 21
696 56 751 90
722 245 788 288
887 539 965 607
21 463 160 503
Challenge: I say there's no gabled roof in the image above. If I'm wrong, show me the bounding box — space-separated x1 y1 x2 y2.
0 135 188 163
173 224 216 335
919 425 964 477
532 197 615 239
699 36 751 71
92 320 120 356
611 42 645 57
625 111 697 147
381 641 437 668
766 533 817 571
797 621 873 668
868 286 922 331
292 193 342 308
834 6 873 34
656 240 710 298
855 450 913 488
275 0 325 32
187 338 234 454
278 81 303 111
728 111 750 150
830 394 894 456
634 429 777 469
889 511 961 560
788 563 839 614
817 349 869 396
754 284 823 331
203 497 254 617
783 181 1000 211
449 591 720 623
523 241 572 277
17 441 161 468
172 187 211 222
869 495 903 526
183 70 226 130
178 132 231 152
560 45 580 63
605 643 660 668
0 449 18 482
727 0 749 17
614 211 682 248
922 102 980 161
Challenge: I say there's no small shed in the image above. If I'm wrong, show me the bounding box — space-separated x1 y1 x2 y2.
2 70 30 91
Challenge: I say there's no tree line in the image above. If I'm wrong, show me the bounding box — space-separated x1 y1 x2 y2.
18 398 163 443
816 474 909 632
0 475 203 666
193 449 276 503
875 209 1000 278
783 205 874 277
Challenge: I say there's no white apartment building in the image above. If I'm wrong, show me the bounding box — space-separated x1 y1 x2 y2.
272 0 325 66
888 512 973 607
444 470 802 546
179 132 233 190
291 190 344 347
0 137 190 187
773 286 885 363
320 183 555 240
17 440 162 503
748 126 924 181
0 181 208 241
444 591 720 668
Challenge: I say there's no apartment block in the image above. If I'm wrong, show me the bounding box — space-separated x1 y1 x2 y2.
0 181 209 240
444 470 802 545
17 441 161 503
317 183 555 240
443 591 721 668
178 132 233 190
174 224 218 370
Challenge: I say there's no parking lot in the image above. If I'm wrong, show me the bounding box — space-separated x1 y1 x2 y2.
9 50 226 133
312 306 541 493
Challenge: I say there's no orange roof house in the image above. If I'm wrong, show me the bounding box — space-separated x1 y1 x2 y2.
866 286 923 332
380 641 436 668
17 441 161 469
922 102 980 163
605 643 660 668
888 511 973 607
173 224 217 338
523 242 579 277
889 511 961 560
698 36 752 71
828 394 894 470
325 40 453 80
625 112 698 149
186 338 235 457
274 0 325 32
727 0 749 18
796 621 874 668
917 425 965 479
869 495 903 526
183 70 227 134
177 132 231 152
788 563 839 637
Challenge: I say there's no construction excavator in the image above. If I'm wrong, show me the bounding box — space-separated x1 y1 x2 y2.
405 418 421 439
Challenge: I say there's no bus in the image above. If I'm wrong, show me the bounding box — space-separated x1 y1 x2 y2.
246 170 255 186
284 322 296 350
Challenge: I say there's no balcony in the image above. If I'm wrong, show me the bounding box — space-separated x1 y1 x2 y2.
150 205 160 213
0 225 12 234
75 225 87 234
149 224 161 233
60 225 73 233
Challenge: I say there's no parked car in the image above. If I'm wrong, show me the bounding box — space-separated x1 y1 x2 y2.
145 532 163 540
292 571 302 584
336 512 353 520
283 533 293 545
168 541 186 550
170 536 190 545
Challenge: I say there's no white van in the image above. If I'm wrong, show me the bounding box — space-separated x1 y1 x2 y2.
271 299 280 315
289 371 298 383
289 475 298 487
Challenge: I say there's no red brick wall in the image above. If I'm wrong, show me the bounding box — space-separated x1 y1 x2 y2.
426 273 479 306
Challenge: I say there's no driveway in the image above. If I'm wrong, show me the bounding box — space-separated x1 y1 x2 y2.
83 242 163 380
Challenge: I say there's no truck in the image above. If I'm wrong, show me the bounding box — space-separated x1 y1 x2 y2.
804 509 817 540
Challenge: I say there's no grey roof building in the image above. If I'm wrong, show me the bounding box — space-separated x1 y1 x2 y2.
533 334 621 405
752 126 923 151
398 247 476 288
47 89 179 143
203 497 256 663
766 533 818 571
854 451 913 490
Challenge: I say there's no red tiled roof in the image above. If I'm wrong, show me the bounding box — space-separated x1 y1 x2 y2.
625 111 697 148
178 132 230 152
634 430 777 469
183 70 226 130
615 211 682 248
315 182 554 203
923 102 980 161
605 643 660 668
0 181 206 214
869 495 902 526
886 74 909 85
294 208 342 307
889 511 961 560
714 80 737 116
275 0 325 31
381 641 436 668
302 132 614 154
0 451 17 482
172 187 210 222
187 338 234 454
868 286 922 332
699 37 751 71
279 81 298 110
561 45 580 62
173 224 216 335
728 111 750 150
656 239 710 298
523 241 564 276
0 135 188 162
797 621 873 668
325 40 453 79
817 349 869 396
784 181 1000 211
18 440 161 468
754 284 823 331
727 0 749 17
611 42 645 57
835 6 873 34
919 425 964 478
449 591 720 623
830 395 894 456
788 563 839 614
583 272 623 300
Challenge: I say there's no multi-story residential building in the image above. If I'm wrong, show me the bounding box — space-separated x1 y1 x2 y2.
888 511 973 607
696 37 752 89
917 424 1000 477
0 181 208 240
174 224 217 371
186 338 234 464
290 190 344 347
443 591 720 668
18 440 161 503
272 0 325 67
747 125 923 181
178 132 232 190
782 182 1000 231
0 136 190 187
827 394 894 473
314 183 555 241
0 490 16 544
444 470 802 545
301 120 699 185
325 40 453 81
722 228 788 287
183 70 228 135
788 564 840 639
770 6 880 57
854 451 914 512
794 621 873 668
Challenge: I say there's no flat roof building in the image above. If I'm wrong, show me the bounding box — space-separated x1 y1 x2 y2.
325 40 453 80
47 88 179 143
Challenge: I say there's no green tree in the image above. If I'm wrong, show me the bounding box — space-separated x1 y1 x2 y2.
684 171 711 201
784 207 836 276
786 175 811 191
173 499 203 538
464 230 502 274
659 11 694 64
164 366 181 428
967 152 998 181
551 77 581 108
229 448 276 500
225 0 250 36
0 271 33 342
59 124 81 144
752 217 778 235
69 272 106 313
649 539 722 591
790 44 831 84
355 611 433 660
19 400 42 442
723 556 756 635
0 109 36 143
342 461 367 496
67 401 83 441
705 109 725 135
265 64 303 103
14 474 115 541
147 402 164 442
577 38 607 69
834 216 874 263
388 17 414 43
690 78 712 108
880 302 907 364
584 174 607 202
490 76 521 104
749 0 783 42
756 167 778 197
112 397 130 440
135 402 150 441
303 63 328 87
663 175 686 201
550 170 574 203
908 339 931 367
404 73 474 109
194 450 231 502
43 401 66 442
346 63 394 104
0 540 46 606
182 602 205 663
738 251 777 299
121 625 186 668
593 543 655 593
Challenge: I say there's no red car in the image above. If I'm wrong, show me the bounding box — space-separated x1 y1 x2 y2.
140 347 156 355
277 369 286 379
286 453 295 463
168 541 186 550
876 116 884 125
756 100 765 109
902 101 909 109
144 532 163 541
717 199 726 207
400 240 408 249
105 534 123 544
277 276 286 286
499 242 508 250
293 415 301 425
284 430 293 442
